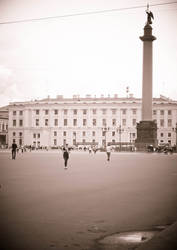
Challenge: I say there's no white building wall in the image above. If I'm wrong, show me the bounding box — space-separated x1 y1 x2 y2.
7 97 177 148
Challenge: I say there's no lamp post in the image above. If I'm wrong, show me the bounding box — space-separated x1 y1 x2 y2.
117 125 124 151
73 132 76 146
102 126 110 148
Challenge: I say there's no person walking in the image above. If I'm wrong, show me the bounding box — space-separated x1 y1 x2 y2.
63 148 69 169
12 141 17 160
106 144 112 161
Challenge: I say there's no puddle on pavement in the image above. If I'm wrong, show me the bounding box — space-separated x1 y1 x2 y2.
95 225 169 250
99 230 157 245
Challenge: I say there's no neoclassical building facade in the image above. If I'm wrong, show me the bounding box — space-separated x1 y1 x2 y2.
8 94 177 148
0 106 8 147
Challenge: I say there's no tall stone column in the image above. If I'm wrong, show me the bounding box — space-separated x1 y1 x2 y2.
141 24 156 120
135 8 158 151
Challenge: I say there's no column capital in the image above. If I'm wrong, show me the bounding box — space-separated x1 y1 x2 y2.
140 24 156 42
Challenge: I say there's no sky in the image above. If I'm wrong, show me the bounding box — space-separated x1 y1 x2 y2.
0 0 177 107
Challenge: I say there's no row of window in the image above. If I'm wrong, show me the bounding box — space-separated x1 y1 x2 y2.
160 132 172 137
12 109 131 116
12 131 172 138
12 118 173 127
153 110 172 115
12 109 173 116
32 118 133 127
13 132 23 137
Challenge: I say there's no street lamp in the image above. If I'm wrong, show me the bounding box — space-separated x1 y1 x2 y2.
117 125 124 151
102 126 110 148
73 132 76 146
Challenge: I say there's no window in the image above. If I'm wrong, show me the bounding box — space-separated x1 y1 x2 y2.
19 120 23 126
112 109 116 115
64 119 67 126
54 109 58 115
132 109 137 115
54 139 57 146
112 131 115 136
160 110 164 115
36 119 39 126
102 119 106 126
132 133 136 138
73 132 76 137
64 109 67 115
168 119 172 127
92 139 96 143
92 109 97 114
168 133 171 137
54 131 57 136
36 109 40 115
160 133 164 137
13 120 16 127
122 119 126 126
93 119 96 126
19 138 22 146
153 110 157 115
19 132 22 137
13 111 16 115
122 109 126 115
168 110 172 115
37 133 40 138
132 119 136 126
82 139 86 143
13 132 16 136
73 119 77 126
83 109 87 115
112 119 116 126
73 109 77 115
102 131 106 136
102 109 107 115
19 111 23 115
54 119 58 126
160 119 164 127
83 119 87 126
63 131 66 136
112 139 115 143
45 110 49 115
45 119 48 126
83 131 86 136
33 133 36 138
92 131 95 136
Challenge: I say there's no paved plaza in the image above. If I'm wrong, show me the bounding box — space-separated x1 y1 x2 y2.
0 151 177 250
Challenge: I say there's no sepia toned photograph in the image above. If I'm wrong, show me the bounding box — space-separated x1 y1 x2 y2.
0 1 177 250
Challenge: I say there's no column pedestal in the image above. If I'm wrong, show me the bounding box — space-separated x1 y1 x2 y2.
135 121 158 151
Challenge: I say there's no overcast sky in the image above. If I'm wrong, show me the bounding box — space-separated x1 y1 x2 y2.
0 0 177 106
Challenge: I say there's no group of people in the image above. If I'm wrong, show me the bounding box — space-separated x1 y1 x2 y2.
62 144 112 170
11 141 112 168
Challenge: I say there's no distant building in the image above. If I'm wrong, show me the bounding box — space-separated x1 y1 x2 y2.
7 94 177 148
0 106 8 147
